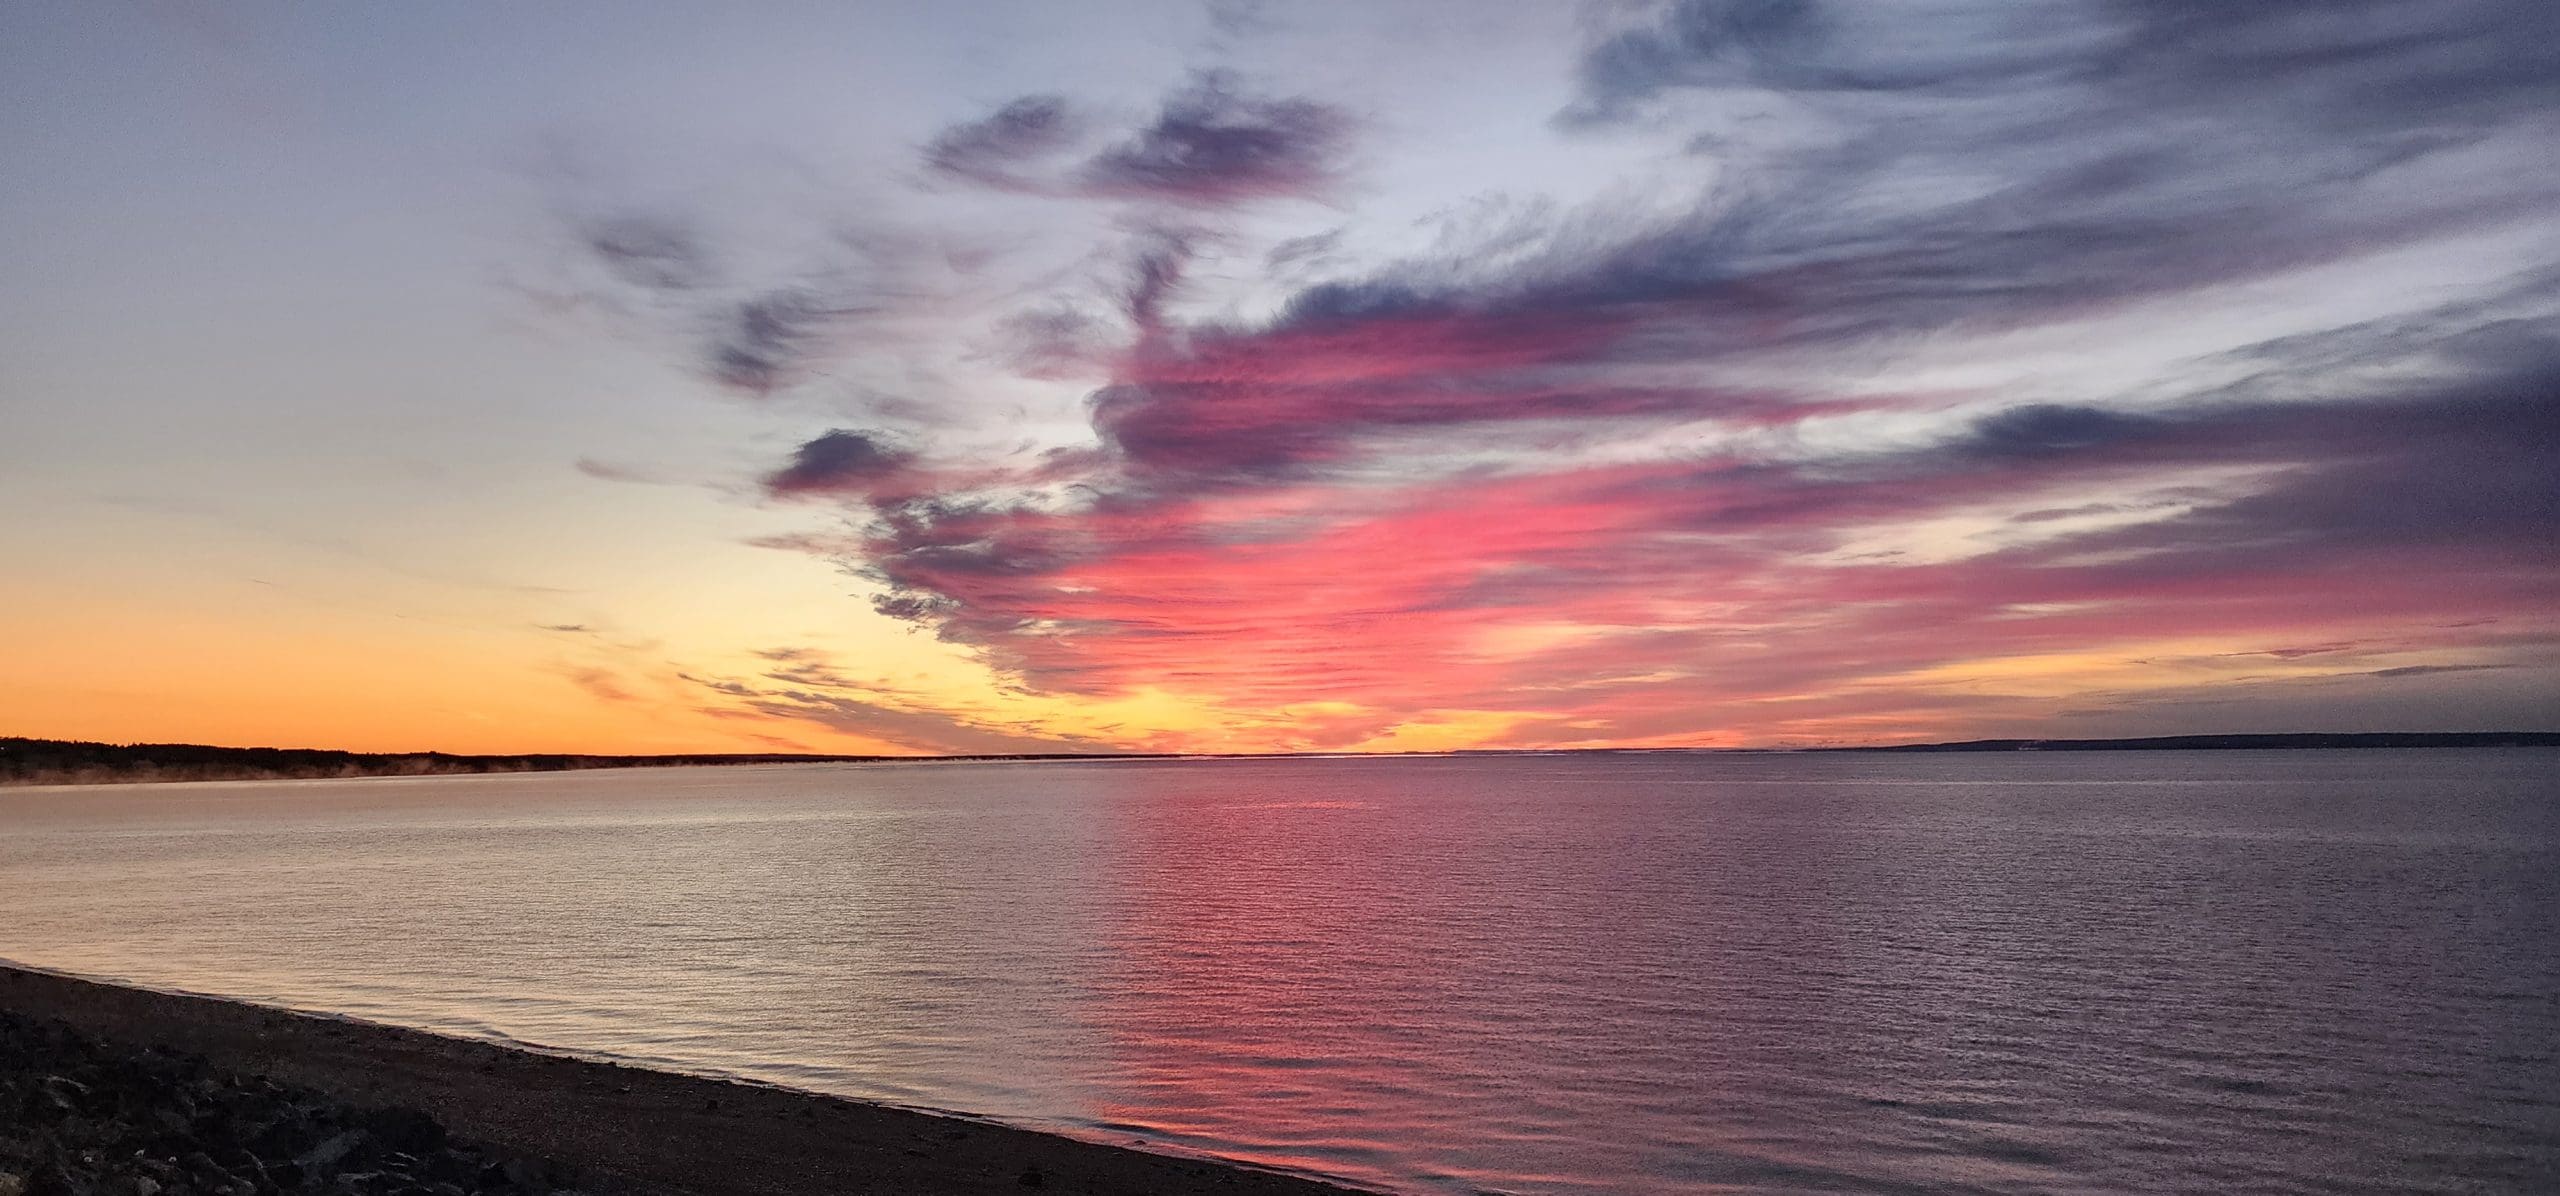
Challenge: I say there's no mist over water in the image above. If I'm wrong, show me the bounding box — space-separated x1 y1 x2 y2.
3 751 2555 1193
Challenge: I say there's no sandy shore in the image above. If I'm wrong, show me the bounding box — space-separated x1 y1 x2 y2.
0 965 1361 1195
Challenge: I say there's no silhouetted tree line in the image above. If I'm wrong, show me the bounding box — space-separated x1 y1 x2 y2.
5 733 2544 786
0 738 882 786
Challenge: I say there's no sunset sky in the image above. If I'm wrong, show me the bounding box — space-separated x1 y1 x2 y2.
3 1 2554 755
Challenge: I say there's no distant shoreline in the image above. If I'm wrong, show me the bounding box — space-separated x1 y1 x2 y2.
0 737 1166 787
6 731 2555 787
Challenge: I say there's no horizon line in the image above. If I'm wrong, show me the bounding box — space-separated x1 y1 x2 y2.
9 730 2560 766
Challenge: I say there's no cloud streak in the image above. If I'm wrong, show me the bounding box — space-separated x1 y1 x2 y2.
681 649 1098 756
1077 71 1351 206
924 72 1352 208
922 95 1079 191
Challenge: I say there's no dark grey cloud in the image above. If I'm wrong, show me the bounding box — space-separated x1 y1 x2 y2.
1566 0 2560 129
764 429 919 497
1077 72 1351 206
2368 663 2510 678
706 288 877 396
2066 383 2560 560
923 95 1078 190
1954 404 2164 461
2255 644 2362 660
921 74 1351 209
2107 0 2560 128
578 213 717 291
1265 228 1345 272
1703 325 2560 564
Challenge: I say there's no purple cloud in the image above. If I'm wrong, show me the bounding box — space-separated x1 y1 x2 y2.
923 95 1079 190
764 430 922 499
1077 72 1351 206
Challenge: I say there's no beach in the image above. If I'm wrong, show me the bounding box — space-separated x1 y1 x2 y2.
0 965 1357 1195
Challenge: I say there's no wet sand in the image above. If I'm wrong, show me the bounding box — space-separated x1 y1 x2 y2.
0 965 1361 1195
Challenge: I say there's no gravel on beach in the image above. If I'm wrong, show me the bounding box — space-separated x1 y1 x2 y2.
1 1010 603 1196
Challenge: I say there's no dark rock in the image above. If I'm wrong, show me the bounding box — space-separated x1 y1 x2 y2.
0 1013 610 1196
1018 1165 1046 1188
414 1150 474 1185
35 1159 98 1196
499 1157 546 1190
297 1129 368 1174
34 1082 83 1121
363 1109 444 1156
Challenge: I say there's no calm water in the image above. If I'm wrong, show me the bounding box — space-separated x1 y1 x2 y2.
2 751 2555 1193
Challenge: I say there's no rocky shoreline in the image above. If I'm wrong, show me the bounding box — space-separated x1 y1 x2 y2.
0 966 1359 1196
2 1010 602 1195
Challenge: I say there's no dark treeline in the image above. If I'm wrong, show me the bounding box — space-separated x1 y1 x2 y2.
7 731 2551 786
0 738 894 786
0 737 1218 786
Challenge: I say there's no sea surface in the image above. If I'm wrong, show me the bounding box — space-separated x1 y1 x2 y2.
3 750 2555 1193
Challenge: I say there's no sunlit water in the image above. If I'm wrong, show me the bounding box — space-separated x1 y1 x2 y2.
3 750 2555 1193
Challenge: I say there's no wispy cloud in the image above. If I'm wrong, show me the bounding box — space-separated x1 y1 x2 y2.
923 95 1080 191
763 429 922 498
540 188 984 402
682 649 1098 755
1077 71 1352 206
923 72 1353 208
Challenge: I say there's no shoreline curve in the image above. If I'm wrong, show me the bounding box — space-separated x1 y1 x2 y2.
0 962 1368 1195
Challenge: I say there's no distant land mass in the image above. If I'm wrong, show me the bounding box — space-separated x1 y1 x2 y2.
0 737 1135 787
5 732 2555 786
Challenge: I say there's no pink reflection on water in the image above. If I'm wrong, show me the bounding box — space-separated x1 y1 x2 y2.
1080 768 1748 1193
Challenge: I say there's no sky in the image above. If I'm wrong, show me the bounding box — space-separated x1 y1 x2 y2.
2 1 2554 755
